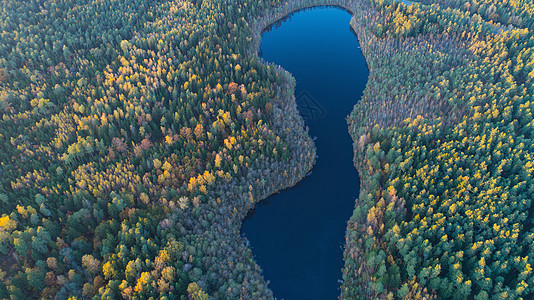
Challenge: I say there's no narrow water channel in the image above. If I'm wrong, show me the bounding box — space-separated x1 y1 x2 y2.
242 7 369 299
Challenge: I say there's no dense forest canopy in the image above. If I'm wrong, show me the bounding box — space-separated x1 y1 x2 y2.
343 0 534 298
0 0 316 298
0 0 533 299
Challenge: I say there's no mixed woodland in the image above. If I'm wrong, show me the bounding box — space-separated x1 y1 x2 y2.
343 0 534 299
0 0 316 298
0 0 533 299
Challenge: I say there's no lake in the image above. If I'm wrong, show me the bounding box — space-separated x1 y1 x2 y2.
242 6 368 299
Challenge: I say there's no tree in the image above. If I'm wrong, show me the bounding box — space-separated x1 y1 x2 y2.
187 282 209 300
82 255 101 275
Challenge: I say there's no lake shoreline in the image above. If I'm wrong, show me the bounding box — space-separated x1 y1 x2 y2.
242 1 372 298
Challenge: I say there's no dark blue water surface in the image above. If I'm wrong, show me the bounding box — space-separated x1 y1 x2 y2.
242 7 368 299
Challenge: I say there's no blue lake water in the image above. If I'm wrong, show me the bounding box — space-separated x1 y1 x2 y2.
242 7 369 299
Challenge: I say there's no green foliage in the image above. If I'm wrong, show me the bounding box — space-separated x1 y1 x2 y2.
1 0 532 298
0 0 316 298
342 0 534 298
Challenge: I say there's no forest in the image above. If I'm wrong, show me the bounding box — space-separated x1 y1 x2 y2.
343 0 534 298
0 0 315 298
0 0 533 299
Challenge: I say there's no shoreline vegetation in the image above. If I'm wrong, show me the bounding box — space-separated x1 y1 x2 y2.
0 0 533 299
